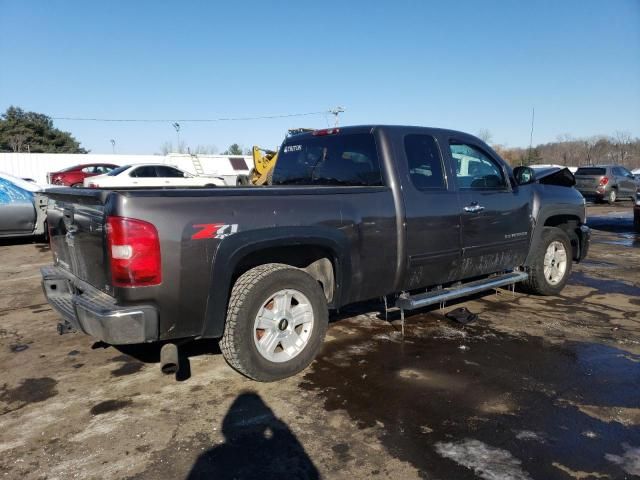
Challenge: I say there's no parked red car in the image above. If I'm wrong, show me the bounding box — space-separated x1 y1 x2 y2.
47 163 119 187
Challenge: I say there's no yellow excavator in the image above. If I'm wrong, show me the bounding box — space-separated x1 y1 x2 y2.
250 128 314 185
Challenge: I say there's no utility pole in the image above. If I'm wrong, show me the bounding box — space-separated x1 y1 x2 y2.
524 107 535 166
172 122 181 153
329 106 345 127
110 139 116 154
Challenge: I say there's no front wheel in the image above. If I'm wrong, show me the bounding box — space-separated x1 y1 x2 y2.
521 227 572 295
220 263 328 381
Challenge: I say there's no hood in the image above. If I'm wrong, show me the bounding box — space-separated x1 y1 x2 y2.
534 167 576 187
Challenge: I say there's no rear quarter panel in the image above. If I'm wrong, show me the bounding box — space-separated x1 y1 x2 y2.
112 188 398 340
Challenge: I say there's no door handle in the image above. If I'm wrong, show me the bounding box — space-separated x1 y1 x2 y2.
464 203 485 213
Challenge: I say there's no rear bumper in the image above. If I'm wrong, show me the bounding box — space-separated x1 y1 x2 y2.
41 266 158 345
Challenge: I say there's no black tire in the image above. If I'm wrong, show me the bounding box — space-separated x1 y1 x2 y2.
71 183 83 188
607 188 617 204
220 263 328 381
521 227 572 296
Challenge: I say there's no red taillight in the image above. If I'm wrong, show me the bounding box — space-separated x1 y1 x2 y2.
312 128 340 136
599 177 609 186
106 216 161 287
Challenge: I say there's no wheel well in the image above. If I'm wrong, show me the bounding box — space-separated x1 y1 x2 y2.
233 245 336 303
544 215 582 260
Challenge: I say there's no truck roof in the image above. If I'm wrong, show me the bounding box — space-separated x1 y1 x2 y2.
287 124 481 142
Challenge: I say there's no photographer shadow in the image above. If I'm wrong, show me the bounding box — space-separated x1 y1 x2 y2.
187 392 319 480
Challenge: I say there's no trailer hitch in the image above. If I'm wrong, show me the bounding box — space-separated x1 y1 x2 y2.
57 321 75 335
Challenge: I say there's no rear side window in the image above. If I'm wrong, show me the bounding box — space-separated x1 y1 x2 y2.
273 133 383 186
575 167 605 176
404 134 445 190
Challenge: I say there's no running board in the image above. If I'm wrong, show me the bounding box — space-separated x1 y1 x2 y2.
396 271 529 311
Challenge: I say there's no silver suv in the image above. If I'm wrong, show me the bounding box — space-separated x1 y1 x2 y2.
574 165 637 204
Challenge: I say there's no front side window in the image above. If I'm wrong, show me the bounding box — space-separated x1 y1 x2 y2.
273 133 383 186
450 141 506 190
155 166 186 178
130 166 158 178
404 134 445 190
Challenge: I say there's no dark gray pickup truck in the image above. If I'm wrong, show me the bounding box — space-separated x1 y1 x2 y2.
42 125 590 381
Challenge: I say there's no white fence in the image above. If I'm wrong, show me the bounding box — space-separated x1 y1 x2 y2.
0 153 253 186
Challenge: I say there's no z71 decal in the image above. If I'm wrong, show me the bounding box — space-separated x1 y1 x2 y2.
191 223 238 240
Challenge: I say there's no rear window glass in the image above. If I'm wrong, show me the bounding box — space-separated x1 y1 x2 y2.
272 133 383 186
404 134 445 190
575 167 605 176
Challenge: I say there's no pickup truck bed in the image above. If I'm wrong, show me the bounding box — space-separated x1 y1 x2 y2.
42 125 590 381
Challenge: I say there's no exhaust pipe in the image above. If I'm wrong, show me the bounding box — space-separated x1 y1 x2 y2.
160 343 179 374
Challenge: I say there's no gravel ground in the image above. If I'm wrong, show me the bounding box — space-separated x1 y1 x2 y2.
0 202 638 479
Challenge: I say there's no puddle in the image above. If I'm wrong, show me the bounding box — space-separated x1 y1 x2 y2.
0 377 58 413
90 399 132 415
301 323 640 479
579 259 617 269
9 344 29 353
569 271 640 296
111 362 144 377
109 354 145 376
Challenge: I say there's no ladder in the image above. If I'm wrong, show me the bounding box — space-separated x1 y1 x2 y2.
191 156 205 175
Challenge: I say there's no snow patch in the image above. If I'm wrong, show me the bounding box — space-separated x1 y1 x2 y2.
435 438 532 480
605 444 640 476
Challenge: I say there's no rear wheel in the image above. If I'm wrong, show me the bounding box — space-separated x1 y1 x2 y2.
607 188 617 204
521 227 572 295
71 182 83 188
220 263 328 381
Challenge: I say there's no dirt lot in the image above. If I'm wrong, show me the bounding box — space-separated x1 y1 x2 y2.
1 203 638 479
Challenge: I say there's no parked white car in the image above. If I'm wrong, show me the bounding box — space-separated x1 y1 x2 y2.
84 164 225 188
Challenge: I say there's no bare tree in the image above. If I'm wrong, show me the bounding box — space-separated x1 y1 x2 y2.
159 141 187 155
8 133 26 152
193 145 219 155
477 129 493 144
613 131 632 166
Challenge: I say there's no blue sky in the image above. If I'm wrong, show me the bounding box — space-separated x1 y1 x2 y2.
1 0 639 154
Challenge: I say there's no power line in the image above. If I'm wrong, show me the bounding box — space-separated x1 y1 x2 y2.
50 110 333 123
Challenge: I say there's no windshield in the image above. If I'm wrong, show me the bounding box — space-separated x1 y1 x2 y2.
273 133 383 186
0 172 41 192
107 165 131 176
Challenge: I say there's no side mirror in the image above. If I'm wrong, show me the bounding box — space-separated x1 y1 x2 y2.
513 166 536 186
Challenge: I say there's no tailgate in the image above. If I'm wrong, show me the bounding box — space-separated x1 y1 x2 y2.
574 175 602 190
574 168 606 190
46 188 111 293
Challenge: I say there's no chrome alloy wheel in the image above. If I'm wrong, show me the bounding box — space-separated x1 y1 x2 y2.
253 289 314 363
543 241 568 285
